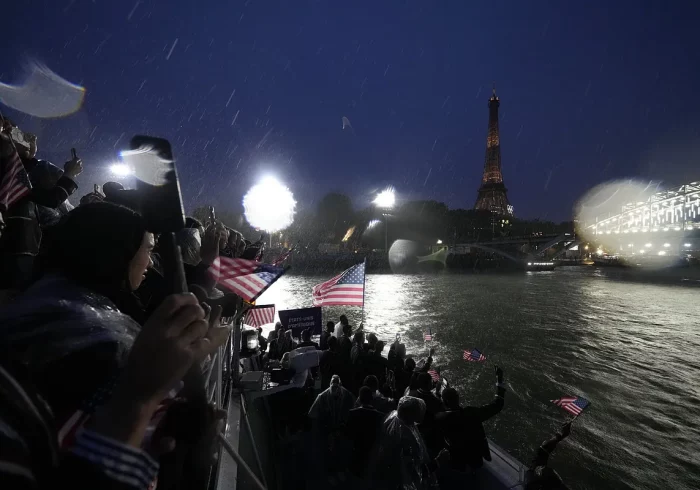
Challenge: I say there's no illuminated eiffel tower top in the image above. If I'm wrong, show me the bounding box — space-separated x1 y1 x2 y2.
474 85 513 216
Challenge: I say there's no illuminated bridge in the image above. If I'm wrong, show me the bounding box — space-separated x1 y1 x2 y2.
586 182 700 236
584 181 700 256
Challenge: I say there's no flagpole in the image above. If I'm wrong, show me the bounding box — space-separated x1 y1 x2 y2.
361 258 367 325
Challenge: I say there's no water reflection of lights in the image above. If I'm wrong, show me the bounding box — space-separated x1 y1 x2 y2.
256 275 425 355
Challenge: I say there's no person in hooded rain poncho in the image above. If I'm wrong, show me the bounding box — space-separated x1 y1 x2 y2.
370 396 449 490
308 374 355 475
0 202 154 428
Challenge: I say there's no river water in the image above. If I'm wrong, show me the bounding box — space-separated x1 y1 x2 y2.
256 267 700 490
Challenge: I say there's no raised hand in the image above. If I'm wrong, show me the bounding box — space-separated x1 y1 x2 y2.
494 365 504 383
64 155 83 178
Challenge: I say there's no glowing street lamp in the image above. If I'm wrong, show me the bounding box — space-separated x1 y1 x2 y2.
373 187 395 253
243 176 296 245
373 187 396 209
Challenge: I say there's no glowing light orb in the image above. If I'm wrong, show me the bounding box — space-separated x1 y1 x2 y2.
110 163 133 177
374 187 395 209
243 177 296 232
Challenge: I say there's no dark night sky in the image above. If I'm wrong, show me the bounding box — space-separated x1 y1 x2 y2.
3 0 700 221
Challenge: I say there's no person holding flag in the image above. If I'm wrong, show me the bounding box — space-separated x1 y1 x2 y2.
0 119 82 291
435 365 506 472
525 422 573 490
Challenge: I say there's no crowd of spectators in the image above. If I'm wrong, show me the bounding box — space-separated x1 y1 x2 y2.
0 118 572 490
0 118 261 489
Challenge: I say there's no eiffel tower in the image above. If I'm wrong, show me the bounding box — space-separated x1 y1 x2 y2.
474 85 513 216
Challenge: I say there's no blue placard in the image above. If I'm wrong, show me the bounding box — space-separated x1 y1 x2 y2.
278 306 322 337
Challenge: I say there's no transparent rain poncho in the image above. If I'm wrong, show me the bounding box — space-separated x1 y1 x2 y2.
371 396 436 490
175 227 202 266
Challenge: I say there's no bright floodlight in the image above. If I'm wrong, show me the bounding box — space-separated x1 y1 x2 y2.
110 163 133 177
374 187 395 209
243 176 296 232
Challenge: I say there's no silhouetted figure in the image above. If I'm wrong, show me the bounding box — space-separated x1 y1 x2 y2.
370 396 450 489
412 372 445 455
298 328 319 349
525 422 572 490
320 336 342 390
435 366 506 470
394 357 412 398
308 375 355 476
338 323 353 363
356 375 395 413
346 386 385 478
365 339 389 386
320 321 334 350
334 314 350 338
256 327 268 353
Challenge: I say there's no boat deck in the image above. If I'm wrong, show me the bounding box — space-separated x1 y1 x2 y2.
216 386 527 490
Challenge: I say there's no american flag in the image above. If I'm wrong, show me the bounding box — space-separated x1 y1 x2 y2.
551 396 590 417
424 329 433 342
0 143 31 212
463 348 486 362
312 261 365 307
58 377 118 447
209 256 287 303
427 369 440 382
271 246 295 267
245 304 275 328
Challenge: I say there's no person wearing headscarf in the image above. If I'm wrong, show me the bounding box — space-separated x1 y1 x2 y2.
0 202 154 427
370 396 449 490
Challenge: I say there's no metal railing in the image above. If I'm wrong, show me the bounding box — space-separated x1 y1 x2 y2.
205 317 268 490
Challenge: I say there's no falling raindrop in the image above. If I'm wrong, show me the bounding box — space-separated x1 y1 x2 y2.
127 0 140 21
166 38 179 60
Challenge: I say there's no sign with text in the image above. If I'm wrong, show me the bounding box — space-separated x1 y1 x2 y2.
278 306 322 337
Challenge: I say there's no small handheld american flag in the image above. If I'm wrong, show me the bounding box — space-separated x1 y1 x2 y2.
463 348 486 362
0 140 31 212
208 257 287 303
271 246 295 267
551 396 590 417
424 329 433 342
245 304 276 328
427 369 440 382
